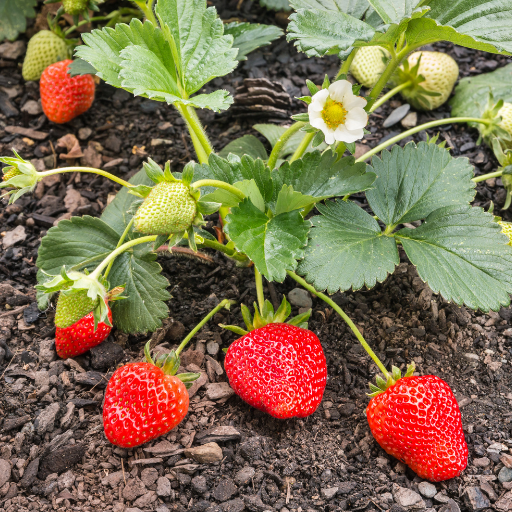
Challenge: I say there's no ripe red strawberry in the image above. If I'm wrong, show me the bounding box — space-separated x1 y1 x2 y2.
40 59 95 124
367 374 468 482
55 306 112 359
103 358 191 448
224 323 327 419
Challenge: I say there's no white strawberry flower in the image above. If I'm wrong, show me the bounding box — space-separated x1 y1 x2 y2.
308 80 368 145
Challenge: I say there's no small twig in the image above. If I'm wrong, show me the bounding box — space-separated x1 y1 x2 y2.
49 140 57 169
0 349 19 380
0 305 29 318
121 458 126 485
286 481 291 504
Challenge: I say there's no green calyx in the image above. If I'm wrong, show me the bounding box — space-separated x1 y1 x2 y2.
0 150 40 204
368 362 416 397
474 97 511 145
132 159 220 252
220 295 311 336
143 341 200 389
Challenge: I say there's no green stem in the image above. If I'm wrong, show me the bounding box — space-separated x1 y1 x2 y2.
369 81 412 113
38 167 133 189
104 218 135 280
286 271 391 379
176 105 209 164
254 267 265 314
64 16 109 36
336 48 358 79
289 132 315 164
472 170 504 183
90 235 157 280
175 299 233 356
191 179 246 200
267 122 305 170
198 239 249 263
179 105 214 160
356 117 494 163
133 0 157 25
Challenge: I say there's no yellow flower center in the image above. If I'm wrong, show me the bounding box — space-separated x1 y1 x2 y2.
321 98 348 130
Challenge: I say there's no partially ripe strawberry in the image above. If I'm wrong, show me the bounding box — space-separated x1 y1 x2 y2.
55 306 112 359
22 30 69 82
55 289 97 328
134 181 198 235
499 102 512 136
224 323 327 419
367 373 468 482
350 46 390 88
399 51 459 110
62 0 89 15
40 59 95 124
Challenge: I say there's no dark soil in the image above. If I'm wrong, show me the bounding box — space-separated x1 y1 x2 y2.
1 2 512 512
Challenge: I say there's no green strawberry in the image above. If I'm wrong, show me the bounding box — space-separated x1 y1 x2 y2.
134 181 198 235
22 31 69 82
398 51 459 111
62 0 89 15
55 289 98 328
350 46 391 88
499 102 512 137
499 220 512 246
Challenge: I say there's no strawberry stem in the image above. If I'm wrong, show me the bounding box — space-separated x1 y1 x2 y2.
103 218 135 279
38 167 133 189
175 298 234 356
289 131 315 164
190 180 246 200
369 81 412 112
335 48 357 80
472 169 504 183
254 267 265 314
267 122 305 170
286 270 391 380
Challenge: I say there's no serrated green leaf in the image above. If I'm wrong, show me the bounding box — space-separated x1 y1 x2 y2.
155 0 238 95
274 185 317 215
366 0 424 25
297 200 399 293
67 58 97 77
396 205 512 311
224 198 310 282
290 0 369 20
224 22 283 61
260 0 290 10
451 63 512 119
0 0 36 42
366 142 475 227
219 135 268 160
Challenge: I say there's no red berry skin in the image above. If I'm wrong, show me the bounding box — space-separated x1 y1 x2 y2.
40 59 95 124
224 323 327 419
367 375 468 482
55 307 112 359
103 363 189 448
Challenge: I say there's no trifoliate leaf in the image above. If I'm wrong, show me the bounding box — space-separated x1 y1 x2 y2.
224 198 310 282
219 135 268 160
224 22 283 61
297 200 399 293
0 0 36 42
396 205 512 311
366 141 475 227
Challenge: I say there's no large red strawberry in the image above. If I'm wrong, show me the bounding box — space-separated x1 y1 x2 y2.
224 323 327 419
40 59 95 124
367 370 468 482
103 346 197 448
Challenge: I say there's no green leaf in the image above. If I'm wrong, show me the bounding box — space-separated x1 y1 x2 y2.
254 123 325 157
367 0 420 25
155 0 238 95
224 22 283 61
0 0 36 42
406 0 512 54
272 149 376 201
274 185 317 215
396 205 512 311
297 200 399 293
366 141 475 227
224 198 310 282
287 8 375 57
260 0 290 10
219 135 268 160
67 58 97 76
451 63 512 119
290 0 369 20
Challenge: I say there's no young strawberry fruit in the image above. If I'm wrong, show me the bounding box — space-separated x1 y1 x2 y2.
498 220 512 245
397 51 459 110
350 46 390 88
499 102 512 136
22 30 69 82
62 0 89 15
367 366 468 482
103 344 198 447
40 59 95 124
224 323 327 419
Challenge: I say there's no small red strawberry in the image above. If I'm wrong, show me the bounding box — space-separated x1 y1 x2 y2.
40 59 95 124
224 323 327 419
55 306 112 359
103 345 197 448
367 367 468 482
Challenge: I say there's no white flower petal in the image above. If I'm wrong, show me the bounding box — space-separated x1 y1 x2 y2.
309 89 329 112
328 80 352 103
334 125 364 143
324 130 336 145
310 117 328 131
345 108 368 130
309 110 322 122
343 95 367 110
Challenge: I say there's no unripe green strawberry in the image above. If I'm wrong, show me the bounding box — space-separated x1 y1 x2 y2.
62 0 89 15
400 51 459 110
2 168 21 181
350 46 390 88
134 181 197 235
498 220 512 246
55 289 98 328
22 31 69 82
499 102 512 137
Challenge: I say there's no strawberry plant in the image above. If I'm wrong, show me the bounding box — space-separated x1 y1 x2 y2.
0 0 37 42
3 0 512 482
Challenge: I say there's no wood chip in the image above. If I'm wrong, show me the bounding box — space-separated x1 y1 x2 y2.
5 126 48 140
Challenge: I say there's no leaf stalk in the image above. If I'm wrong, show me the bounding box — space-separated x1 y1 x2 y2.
369 80 412 112
267 122 305 170
38 167 133 189
289 131 315 164
191 179 246 200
